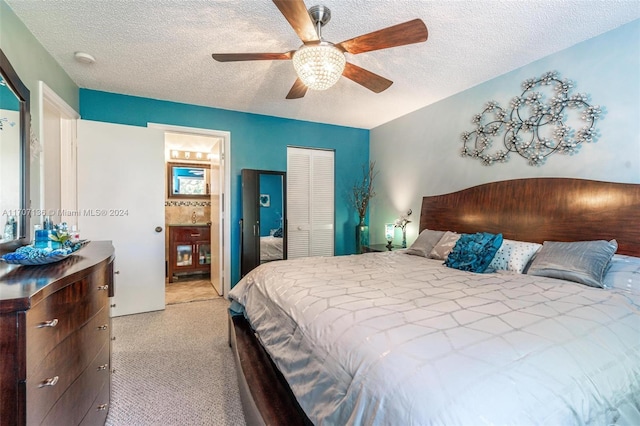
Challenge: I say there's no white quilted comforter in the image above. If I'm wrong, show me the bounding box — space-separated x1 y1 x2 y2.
229 251 640 425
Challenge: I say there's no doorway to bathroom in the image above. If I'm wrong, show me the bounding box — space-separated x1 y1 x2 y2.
159 126 228 304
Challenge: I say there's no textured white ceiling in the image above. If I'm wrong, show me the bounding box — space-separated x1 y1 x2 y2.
6 0 639 129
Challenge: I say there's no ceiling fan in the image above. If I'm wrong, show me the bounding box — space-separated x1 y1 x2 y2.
211 0 428 99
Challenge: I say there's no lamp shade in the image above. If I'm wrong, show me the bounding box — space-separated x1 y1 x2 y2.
385 223 395 241
292 42 346 91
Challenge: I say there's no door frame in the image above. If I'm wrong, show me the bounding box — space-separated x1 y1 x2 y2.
149 123 231 297
37 81 80 225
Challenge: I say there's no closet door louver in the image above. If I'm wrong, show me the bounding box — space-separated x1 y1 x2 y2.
287 147 334 259
310 152 334 256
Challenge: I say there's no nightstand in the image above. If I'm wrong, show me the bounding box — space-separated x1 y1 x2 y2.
362 244 403 253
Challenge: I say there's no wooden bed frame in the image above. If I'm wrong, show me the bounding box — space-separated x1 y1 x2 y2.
230 177 640 425
420 178 640 257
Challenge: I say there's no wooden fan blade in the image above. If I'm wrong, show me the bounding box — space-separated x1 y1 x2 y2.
286 78 308 99
212 52 293 62
342 62 393 93
273 0 320 43
337 19 428 55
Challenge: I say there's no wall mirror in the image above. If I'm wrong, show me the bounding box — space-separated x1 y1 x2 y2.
167 162 210 199
0 48 30 252
240 169 287 277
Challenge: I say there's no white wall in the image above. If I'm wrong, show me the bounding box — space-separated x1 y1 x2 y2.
370 20 640 245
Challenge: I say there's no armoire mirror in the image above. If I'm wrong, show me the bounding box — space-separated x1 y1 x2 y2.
0 48 30 252
241 169 287 277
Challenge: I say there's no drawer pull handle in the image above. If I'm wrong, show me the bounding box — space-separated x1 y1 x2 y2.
190 233 200 237
39 376 59 388
37 319 58 328
98 285 109 291
97 364 109 371
110 303 116 308
97 404 108 411
97 324 108 331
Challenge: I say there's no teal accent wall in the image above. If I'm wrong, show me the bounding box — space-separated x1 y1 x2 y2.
0 82 20 110
80 89 369 285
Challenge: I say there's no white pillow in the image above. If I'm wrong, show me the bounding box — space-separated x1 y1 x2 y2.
604 254 640 295
488 239 541 274
428 231 460 260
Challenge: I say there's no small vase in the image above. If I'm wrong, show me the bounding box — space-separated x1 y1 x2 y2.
402 228 407 248
355 218 369 254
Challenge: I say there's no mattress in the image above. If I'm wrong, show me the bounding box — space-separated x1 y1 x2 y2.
229 251 640 425
260 236 283 262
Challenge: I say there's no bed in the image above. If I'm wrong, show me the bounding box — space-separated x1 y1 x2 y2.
228 178 640 425
260 235 283 262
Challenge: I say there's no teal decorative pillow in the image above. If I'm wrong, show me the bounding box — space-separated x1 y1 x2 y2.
444 232 503 273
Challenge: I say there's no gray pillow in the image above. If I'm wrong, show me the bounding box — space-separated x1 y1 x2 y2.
527 240 618 288
405 229 445 257
429 231 461 260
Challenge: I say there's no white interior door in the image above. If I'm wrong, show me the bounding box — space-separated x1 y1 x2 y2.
77 120 165 317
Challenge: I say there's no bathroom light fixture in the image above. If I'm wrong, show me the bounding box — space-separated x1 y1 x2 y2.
74 51 95 64
169 149 209 162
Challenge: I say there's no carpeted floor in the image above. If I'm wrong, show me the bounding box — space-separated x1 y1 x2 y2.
106 298 246 426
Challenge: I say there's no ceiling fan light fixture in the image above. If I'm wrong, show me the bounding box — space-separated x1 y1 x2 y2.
292 42 346 91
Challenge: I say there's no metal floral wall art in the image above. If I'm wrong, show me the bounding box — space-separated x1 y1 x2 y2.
461 71 603 166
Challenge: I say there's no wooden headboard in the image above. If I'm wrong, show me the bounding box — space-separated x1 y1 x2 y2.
420 178 640 257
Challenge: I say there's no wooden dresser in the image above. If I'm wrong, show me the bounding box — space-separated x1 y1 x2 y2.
0 241 115 426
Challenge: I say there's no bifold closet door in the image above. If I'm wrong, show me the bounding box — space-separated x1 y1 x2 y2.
287 147 334 259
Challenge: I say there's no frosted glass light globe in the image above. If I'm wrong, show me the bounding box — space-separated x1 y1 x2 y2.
292 43 346 91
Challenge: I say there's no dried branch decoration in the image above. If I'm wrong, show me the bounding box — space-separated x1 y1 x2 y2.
349 161 378 221
461 71 603 166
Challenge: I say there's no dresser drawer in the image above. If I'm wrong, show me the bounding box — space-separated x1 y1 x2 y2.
26 268 110 375
171 226 209 242
26 307 110 426
79 376 110 426
39 341 110 426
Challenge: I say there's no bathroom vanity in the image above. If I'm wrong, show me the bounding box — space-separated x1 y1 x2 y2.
167 224 211 282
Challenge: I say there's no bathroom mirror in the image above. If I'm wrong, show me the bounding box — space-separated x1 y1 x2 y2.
167 162 210 199
0 48 30 252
